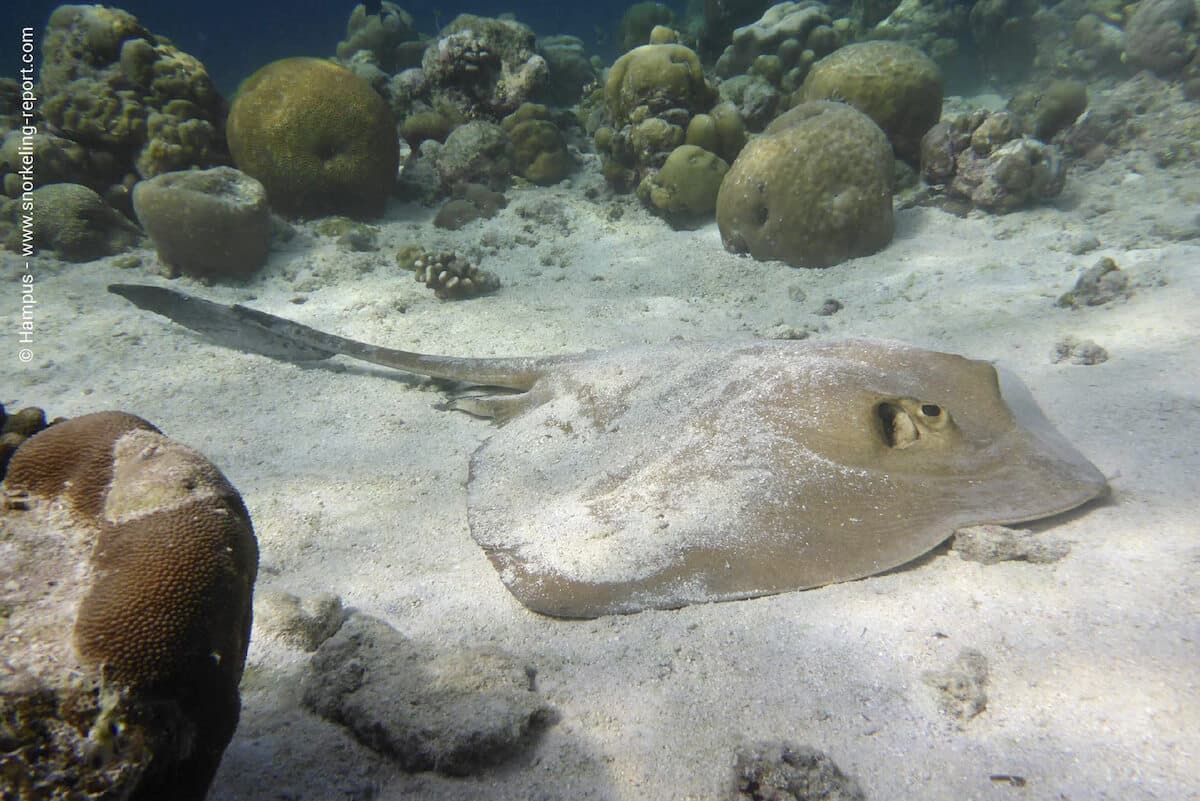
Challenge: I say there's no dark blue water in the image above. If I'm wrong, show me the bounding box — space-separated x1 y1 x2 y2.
6 0 690 95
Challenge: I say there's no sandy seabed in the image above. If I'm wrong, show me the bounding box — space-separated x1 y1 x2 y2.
4 109 1199 800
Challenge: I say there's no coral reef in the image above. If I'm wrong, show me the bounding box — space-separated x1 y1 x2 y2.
920 110 1066 214
801 40 943 164
619 2 676 51
869 0 971 82
537 35 599 106
133 166 270 279
716 73 782 132
1008 79 1088 141
336 2 423 74
434 120 514 189
605 44 716 127
400 109 454 146
637 144 729 228
7 183 141 261
302 614 553 775
716 101 895 268
714 1 839 92
502 103 572 185
407 249 501 298
596 43 721 191
422 15 548 121
226 57 398 218
699 0 776 62
1 411 258 800
968 0 1039 83
1124 0 1198 76
37 5 227 184
0 130 123 199
0 403 52 477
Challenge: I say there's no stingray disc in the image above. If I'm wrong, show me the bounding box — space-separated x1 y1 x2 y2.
466 339 1107 618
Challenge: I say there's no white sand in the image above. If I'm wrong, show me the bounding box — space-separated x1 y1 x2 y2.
5 139 1198 799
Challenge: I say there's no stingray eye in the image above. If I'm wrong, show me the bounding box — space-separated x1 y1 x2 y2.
920 404 942 418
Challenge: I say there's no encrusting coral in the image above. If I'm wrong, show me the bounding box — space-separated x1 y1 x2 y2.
0 411 258 800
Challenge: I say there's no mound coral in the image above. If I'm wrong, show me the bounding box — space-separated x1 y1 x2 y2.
133 166 270 279
1 411 258 800
802 40 943 164
637 144 729 228
23 183 142 261
226 57 398 218
502 103 572 185
605 44 716 127
716 101 894 268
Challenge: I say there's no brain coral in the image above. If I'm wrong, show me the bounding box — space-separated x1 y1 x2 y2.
802 41 943 164
716 101 895 268
1 411 258 800
226 57 398 218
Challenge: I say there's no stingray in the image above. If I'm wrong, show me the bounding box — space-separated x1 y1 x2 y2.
109 283 1108 618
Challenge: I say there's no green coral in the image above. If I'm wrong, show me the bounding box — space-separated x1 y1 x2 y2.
802 41 943 164
226 57 398 218
400 110 453 145
1012 79 1089 140
630 117 685 164
501 104 572 185
637 144 729 228
38 5 225 179
716 101 894 268
20 183 141 261
604 44 716 126
709 102 748 163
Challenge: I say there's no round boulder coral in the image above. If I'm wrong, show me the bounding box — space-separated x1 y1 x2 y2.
27 183 142 261
434 120 514 190
226 57 398 218
605 44 717 126
502 104 572 185
802 41 943 164
638 144 729 228
133 166 270 279
1 411 258 800
716 101 894 268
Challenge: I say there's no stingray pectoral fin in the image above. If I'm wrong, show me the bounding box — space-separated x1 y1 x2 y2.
995 365 1109 502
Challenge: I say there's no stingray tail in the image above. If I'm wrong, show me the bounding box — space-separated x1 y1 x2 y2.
108 284 541 390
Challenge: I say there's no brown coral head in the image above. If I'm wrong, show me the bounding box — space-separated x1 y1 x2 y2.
2 410 258 799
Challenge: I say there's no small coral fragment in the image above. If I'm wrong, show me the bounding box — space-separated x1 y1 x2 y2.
411 250 500 299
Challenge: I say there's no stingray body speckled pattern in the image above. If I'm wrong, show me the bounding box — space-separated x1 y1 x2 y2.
464 339 1107 617
110 285 1109 618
